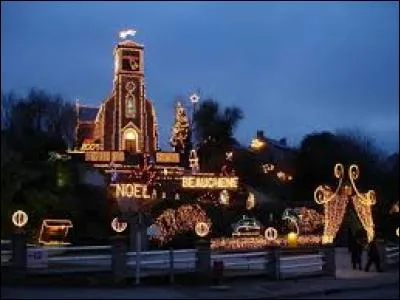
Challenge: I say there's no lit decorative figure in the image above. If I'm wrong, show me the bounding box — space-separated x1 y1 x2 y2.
195 222 210 237
232 216 261 237
189 149 199 174
38 219 73 245
162 192 167 199
12 210 28 228
219 189 230 206
396 228 399 237
246 192 255 210
262 163 275 174
282 208 300 235
175 193 180 200
151 189 157 199
111 217 128 233
226 152 233 161
265 227 278 241
314 163 376 244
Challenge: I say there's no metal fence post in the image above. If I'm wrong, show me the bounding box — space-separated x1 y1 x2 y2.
322 245 336 278
273 247 281 280
169 247 174 284
12 228 27 280
195 239 211 283
111 235 127 282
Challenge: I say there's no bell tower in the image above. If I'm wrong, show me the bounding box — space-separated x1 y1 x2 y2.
113 29 146 152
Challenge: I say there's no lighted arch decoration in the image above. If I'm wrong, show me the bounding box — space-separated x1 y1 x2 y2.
314 163 376 244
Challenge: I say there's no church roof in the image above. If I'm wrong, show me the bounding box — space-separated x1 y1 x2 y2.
78 106 99 123
117 40 144 49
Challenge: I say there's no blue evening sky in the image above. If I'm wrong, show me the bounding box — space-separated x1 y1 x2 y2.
1 1 399 153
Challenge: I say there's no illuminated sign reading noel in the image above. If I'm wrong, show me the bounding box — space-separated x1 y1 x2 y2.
182 176 239 190
111 183 152 199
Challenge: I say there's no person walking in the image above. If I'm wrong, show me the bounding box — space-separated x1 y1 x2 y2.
365 238 383 272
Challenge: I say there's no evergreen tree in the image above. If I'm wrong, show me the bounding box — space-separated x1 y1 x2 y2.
170 102 191 153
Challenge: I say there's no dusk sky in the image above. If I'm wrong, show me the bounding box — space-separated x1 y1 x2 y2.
1 1 399 153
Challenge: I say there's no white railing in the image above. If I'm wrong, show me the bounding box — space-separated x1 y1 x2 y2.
2 244 330 280
385 245 399 266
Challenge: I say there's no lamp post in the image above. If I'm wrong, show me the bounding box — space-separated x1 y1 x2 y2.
189 92 200 146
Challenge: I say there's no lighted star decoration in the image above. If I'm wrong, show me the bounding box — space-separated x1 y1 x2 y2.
189 93 200 104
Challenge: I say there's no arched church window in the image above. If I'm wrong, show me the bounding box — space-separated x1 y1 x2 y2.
125 95 136 118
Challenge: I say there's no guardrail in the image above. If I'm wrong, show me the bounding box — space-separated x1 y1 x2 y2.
385 245 399 267
8 242 398 283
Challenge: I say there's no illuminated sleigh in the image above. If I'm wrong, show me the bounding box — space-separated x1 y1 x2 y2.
38 219 73 246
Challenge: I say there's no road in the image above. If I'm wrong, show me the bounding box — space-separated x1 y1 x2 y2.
1 286 188 299
291 283 399 299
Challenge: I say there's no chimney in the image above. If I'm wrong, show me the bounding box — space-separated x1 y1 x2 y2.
279 138 287 146
256 130 265 139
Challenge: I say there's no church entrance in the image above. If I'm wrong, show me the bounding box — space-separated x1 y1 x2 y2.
123 128 138 153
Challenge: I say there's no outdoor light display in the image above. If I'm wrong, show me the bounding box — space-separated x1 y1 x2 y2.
232 216 261 237
195 222 210 237
314 163 376 244
287 232 298 247
170 102 190 153
211 235 321 251
264 227 278 241
12 210 28 228
246 192 255 210
282 207 323 235
219 189 230 206
38 219 73 245
151 204 211 245
189 149 199 173
111 217 128 233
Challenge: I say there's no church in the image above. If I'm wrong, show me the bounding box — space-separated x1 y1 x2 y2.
75 33 158 155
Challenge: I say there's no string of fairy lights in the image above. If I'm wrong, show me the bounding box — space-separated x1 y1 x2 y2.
314 163 376 244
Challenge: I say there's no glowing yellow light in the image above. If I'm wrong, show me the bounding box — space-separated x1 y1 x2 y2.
288 232 298 247
219 190 230 205
12 210 28 228
250 138 265 150
195 222 210 237
264 227 278 241
111 217 128 233
246 192 255 210
396 228 399 237
111 183 151 199
182 176 239 189
38 219 73 245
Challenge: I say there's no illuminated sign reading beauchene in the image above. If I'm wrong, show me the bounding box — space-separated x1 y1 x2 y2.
156 152 180 164
85 151 125 162
182 176 239 190
110 183 152 199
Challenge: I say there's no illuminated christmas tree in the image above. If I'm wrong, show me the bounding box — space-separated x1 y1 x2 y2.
170 102 191 153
